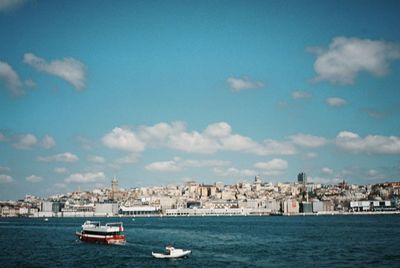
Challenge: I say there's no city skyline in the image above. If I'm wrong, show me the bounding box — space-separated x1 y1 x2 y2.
1 0 400 199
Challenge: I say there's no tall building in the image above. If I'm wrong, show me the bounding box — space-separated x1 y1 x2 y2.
111 177 119 193
297 172 307 185
111 177 119 200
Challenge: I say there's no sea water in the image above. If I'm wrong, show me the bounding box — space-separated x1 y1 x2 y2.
1 215 400 267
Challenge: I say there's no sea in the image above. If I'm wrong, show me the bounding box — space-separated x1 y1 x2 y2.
1 215 400 267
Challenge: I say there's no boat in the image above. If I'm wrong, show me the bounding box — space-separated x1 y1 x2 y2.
152 246 191 259
75 221 126 245
44 218 49 221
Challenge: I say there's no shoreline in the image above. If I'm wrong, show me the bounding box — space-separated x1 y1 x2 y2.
1 210 400 218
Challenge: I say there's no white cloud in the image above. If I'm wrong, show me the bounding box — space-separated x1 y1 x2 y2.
326 97 347 107
168 131 220 154
12 133 55 149
310 37 400 84
54 167 68 174
104 121 300 156
204 122 232 138
114 154 138 165
102 127 145 152
255 139 297 155
0 0 29 12
23 53 87 90
146 157 229 172
213 167 256 178
26 175 43 183
146 161 181 172
291 91 312 99
180 159 229 168
13 133 37 149
254 158 288 175
321 167 334 175
65 172 105 184
37 152 79 162
40 134 56 149
0 61 24 96
0 174 13 183
87 155 105 163
290 133 328 147
336 131 400 154
226 76 264 92
221 134 258 152
138 121 185 145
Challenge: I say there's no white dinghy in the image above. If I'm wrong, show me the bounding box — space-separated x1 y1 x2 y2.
152 246 191 259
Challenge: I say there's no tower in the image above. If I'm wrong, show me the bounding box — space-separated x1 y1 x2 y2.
297 172 307 185
111 177 119 200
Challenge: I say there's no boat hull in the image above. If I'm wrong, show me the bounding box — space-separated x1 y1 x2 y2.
152 250 191 259
76 232 126 245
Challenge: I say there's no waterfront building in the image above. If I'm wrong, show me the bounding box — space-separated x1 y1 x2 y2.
95 203 119 216
119 205 161 216
300 202 313 213
350 200 396 212
40 201 53 212
282 199 299 214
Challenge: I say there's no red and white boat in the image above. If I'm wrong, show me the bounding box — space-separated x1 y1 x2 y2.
76 221 126 245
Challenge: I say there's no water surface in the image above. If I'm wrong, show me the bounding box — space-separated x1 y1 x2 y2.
1 215 399 267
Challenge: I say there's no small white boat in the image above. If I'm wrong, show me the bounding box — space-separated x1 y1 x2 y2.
152 246 191 259
44 218 49 221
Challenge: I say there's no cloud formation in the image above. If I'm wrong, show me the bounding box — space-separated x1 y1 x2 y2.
336 131 400 154
146 157 229 172
0 61 24 96
0 174 13 183
310 37 400 84
321 167 334 175
13 133 37 149
226 76 264 92
103 121 297 156
146 161 181 172
40 134 56 149
254 158 288 176
87 155 105 164
290 133 328 147
102 127 145 152
12 133 55 149
326 97 347 107
37 152 79 162
65 172 105 183
291 90 312 99
23 53 87 90
26 175 43 183
213 167 256 177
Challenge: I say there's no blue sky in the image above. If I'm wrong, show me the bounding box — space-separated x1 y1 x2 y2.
0 0 399 199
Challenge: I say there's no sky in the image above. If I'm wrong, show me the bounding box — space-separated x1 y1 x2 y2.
0 0 399 199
